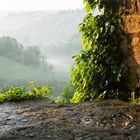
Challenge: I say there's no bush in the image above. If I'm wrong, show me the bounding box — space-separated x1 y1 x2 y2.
55 82 75 103
0 81 52 102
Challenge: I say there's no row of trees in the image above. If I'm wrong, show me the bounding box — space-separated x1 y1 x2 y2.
0 36 51 69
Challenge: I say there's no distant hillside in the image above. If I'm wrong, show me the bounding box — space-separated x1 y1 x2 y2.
0 10 85 81
0 10 85 46
0 56 51 81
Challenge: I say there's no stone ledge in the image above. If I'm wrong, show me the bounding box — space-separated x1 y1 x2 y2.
0 99 140 140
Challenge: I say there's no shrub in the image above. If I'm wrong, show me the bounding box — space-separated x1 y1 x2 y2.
0 81 52 102
55 82 75 103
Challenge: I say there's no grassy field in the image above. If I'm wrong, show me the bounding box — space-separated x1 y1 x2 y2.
0 56 68 98
0 56 52 81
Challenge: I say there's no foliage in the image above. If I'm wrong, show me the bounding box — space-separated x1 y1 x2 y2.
21 46 41 66
71 0 127 103
130 91 140 104
0 81 52 102
0 36 51 68
55 82 75 103
135 135 140 140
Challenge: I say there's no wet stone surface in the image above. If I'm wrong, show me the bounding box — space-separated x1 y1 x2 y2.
0 99 140 140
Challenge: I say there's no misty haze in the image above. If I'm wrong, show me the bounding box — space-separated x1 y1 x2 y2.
0 9 85 98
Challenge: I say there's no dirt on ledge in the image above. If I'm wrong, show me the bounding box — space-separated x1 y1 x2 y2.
0 99 140 140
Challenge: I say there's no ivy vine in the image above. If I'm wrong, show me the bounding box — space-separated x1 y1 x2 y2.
71 0 128 103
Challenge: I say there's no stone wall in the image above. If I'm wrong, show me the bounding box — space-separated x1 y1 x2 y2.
121 0 140 87
104 0 140 88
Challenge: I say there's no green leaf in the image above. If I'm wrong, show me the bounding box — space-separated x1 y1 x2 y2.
85 2 91 13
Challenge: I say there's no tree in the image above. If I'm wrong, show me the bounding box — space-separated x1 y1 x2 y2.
0 36 23 59
22 46 41 66
71 0 132 103
0 36 52 69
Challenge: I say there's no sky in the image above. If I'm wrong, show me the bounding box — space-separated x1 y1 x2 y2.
0 0 84 11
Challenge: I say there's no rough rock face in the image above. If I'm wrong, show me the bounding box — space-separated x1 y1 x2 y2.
121 0 140 87
0 99 140 140
104 0 140 89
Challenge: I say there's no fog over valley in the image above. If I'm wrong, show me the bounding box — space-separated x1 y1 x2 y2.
0 9 85 98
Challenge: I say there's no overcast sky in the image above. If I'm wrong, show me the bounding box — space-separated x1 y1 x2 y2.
0 0 84 11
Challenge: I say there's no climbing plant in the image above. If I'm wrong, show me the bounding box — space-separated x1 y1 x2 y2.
71 0 127 103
